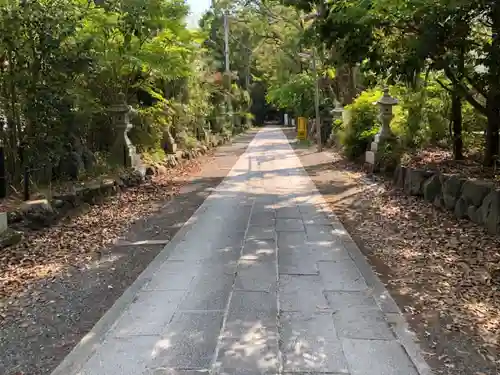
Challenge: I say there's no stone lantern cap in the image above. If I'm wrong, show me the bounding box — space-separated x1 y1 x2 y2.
333 100 344 111
377 88 398 106
108 103 131 113
108 93 130 113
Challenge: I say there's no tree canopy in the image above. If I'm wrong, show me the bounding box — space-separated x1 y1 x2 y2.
0 0 498 197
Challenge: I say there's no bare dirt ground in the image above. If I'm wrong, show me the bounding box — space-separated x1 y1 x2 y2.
0 131 256 375
287 129 500 375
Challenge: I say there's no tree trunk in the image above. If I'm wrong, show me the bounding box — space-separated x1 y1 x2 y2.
484 2 500 166
344 65 357 105
484 103 500 166
451 91 463 160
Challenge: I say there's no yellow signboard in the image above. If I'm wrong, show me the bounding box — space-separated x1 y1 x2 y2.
297 117 307 140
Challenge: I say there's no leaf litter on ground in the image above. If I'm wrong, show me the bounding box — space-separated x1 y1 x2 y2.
329 160 500 368
403 147 500 187
0 155 209 318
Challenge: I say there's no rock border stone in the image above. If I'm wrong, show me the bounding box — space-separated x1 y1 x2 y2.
2 139 233 245
392 165 500 235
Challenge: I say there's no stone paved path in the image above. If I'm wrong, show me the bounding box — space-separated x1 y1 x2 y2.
52 127 431 375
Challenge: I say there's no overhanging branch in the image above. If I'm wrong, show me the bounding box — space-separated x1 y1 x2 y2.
444 66 487 116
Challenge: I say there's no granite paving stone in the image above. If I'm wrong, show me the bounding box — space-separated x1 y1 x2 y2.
318 260 368 291
250 212 276 227
342 339 419 375
151 311 224 369
276 206 302 219
276 218 305 232
280 312 349 373
235 260 277 292
110 290 186 337
277 232 307 248
242 239 277 263
305 224 337 242
246 226 276 241
80 335 161 375
278 246 319 275
217 291 279 373
325 291 394 340
142 261 199 291
279 275 329 312
179 266 236 311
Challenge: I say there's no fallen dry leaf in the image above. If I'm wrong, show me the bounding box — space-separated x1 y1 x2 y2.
332 174 500 359
302 145 500 373
0 154 210 312
403 147 499 187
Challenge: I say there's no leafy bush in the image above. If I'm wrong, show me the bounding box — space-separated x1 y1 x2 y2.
390 78 488 153
331 118 343 135
462 102 487 153
0 0 199 184
266 72 317 117
376 140 404 174
390 81 449 147
340 89 382 159
182 135 198 149
132 104 172 152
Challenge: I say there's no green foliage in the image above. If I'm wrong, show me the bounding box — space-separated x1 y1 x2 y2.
288 0 500 165
389 76 488 151
200 0 308 124
331 119 343 136
132 103 172 151
266 72 316 116
390 79 450 147
142 148 167 164
179 133 198 149
342 79 490 161
376 140 404 174
340 89 382 160
0 0 202 185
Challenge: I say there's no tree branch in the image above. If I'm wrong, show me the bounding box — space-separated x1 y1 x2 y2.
465 75 488 99
436 78 452 93
444 66 487 115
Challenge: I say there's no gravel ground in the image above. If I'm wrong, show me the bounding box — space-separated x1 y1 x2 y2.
0 131 256 375
288 129 500 375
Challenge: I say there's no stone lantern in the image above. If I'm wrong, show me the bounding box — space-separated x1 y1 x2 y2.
324 100 345 147
376 88 398 141
109 94 140 169
332 100 344 121
365 88 398 169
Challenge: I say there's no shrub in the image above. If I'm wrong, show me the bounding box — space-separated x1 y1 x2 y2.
266 72 316 117
340 89 382 160
328 118 344 146
391 78 451 148
331 118 343 135
131 104 171 152
463 102 487 152
376 139 404 174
